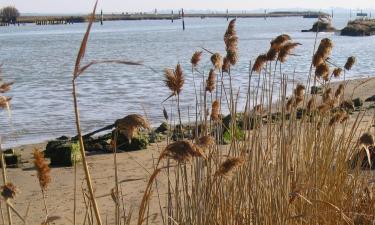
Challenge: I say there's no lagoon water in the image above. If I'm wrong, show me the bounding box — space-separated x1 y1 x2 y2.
0 15 375 148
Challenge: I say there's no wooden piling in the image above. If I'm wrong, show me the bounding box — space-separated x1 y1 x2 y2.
182 8 185 30
171 10 174 23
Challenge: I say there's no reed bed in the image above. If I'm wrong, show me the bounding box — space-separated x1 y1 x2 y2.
0 2 375 225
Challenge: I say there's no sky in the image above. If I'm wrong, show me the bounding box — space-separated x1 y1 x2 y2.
0 0 375 14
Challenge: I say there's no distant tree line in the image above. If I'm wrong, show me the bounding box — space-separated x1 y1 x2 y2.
0 6 20 23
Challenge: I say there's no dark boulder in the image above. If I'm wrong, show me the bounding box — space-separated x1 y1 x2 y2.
341 19 375 36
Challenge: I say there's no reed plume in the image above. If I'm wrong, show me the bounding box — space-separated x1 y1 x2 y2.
322 88 333 103
270 34 291 49
344 56 356 71
215 157 244 177
315 63 330 80
0 82 14 93
329 111 348 126
317 103 331 114
313 38 333 67
307 97 316 112
266 47 278 61
278 42 301 63
332 68 342 78
294 84 305 97
115 114 150 140
0 96 11 109
224 19 238 65
33 149 51 191
359 133 375 148
335 84 345 98
197 135 215 149
191 51 202 68
206 69 216 93
160 141 204 163
1 183 17 200
252 54 268 73
164 63 184 96
222 57 230 72
211 100 220 121
224 19 237 45
211 53 223 70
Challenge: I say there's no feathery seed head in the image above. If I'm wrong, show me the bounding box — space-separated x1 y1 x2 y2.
33 149 51 191
315 63 330 79
359 133 375 147
270 34 291 49
206 69 216 93
222 57 230 73
252 54 268 73
211 100 220 121
211 53 223 70
164 63 185 95
191 51 203 67
197 135 215 149
294 84 305 97
344 56 356 71
335 84 345 98
215 157 244 177
333 67 343 78
278 42 301 63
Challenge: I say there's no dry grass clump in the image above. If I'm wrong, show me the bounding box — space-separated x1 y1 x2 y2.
313 38 333 67
115 114 150 140
315 63 330 81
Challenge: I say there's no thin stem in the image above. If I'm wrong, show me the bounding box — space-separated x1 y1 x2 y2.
72 79 103 225
0 147 12 225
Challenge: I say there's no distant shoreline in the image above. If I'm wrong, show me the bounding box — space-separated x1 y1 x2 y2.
11 11 328 24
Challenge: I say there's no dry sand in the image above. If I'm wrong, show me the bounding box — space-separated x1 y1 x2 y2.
3 77 375 225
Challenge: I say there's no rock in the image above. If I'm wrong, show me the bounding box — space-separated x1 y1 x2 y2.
113 131 149 151
45 140 70 158
311 86 322 94
84 133 112 152
148 132 165 143
56 135 70 140
2 153 21 168
3 149 14 154
155 122 168 133
341 19 375 36
50 142 81 167
365 95 375 102
352 98 363 108
302 20 336 32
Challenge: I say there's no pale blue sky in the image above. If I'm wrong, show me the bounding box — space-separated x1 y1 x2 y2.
1 0 375 14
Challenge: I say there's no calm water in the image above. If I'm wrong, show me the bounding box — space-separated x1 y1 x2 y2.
0 15 375 148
